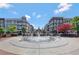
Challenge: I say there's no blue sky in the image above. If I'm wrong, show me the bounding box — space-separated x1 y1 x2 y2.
0 3 79 29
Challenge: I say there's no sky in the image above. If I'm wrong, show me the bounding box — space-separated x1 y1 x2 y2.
0 3 79 29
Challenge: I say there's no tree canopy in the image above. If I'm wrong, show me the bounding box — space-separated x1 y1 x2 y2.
0 27 4 33
7 25 17 33
56 23 73 32
70 16 79 31
22 27 26 33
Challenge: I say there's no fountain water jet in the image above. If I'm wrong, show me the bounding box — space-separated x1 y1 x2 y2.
23 32 52 42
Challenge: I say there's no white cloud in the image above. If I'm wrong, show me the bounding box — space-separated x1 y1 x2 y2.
54 3 72 14
32 12 42 19
0 3 12 9
12 11 18 15
32 12 36 16
36 14 42 19
0 3 18 15
25 14 31 20
31 24 38 29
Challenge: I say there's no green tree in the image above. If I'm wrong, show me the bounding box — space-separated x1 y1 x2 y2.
0 27 4 36
70 16 79 35
22 27 26 36
71 16 79 30
7 25 17 33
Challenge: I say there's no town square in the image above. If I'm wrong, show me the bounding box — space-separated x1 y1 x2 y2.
0 3 79 55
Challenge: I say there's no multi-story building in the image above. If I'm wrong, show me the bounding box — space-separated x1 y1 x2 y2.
44 24 49 32
5 16 27 32
48 17 64 32
44 17 72 33
0 18 5 28
0 16 34 34
25 22 34 33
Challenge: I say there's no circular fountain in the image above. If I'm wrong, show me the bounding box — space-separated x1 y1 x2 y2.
23 32 52 42
9 28 68 48
9 35 68 48
22 29 53 42
24 36 51 42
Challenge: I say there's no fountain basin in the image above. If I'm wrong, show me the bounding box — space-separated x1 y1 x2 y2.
23 36 52 42
9 36 68 48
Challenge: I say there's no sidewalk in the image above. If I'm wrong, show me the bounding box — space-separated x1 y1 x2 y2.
0 49 16 55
